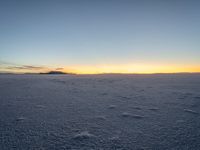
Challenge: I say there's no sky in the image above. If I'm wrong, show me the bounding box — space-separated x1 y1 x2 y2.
0 0 200 74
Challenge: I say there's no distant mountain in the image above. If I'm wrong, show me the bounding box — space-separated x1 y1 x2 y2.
40 71 74 75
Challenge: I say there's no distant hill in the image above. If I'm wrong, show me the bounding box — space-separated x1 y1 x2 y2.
40 71 74 75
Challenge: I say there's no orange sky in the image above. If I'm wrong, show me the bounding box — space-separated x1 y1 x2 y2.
1 62 200 74
62 63 200 74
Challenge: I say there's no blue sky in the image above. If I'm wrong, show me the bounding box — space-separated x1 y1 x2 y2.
0 0 200 73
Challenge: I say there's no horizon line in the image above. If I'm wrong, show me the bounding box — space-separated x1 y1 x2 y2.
1 71 200 75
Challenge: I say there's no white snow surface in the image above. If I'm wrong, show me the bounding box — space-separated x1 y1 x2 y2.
0 74 200 149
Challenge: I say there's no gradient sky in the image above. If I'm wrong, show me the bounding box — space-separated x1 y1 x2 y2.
0 0 200 74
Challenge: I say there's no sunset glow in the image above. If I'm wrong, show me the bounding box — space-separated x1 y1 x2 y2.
0 0 200 74
62 64 200 74
1 62 200 74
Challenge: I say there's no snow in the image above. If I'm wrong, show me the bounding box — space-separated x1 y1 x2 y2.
149 108 159 111
108 105 117 109
183 109 198 114
16 117 26 122
0 74 200 149
73 131 95 139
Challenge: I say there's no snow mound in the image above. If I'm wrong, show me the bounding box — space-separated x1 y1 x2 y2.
132 115 144 119
183 109 198 114
121 112 144 119
132 106 142 110
121 112 132 117
108 105 117 109
95 116 106 120
73 131 95 140
109 136 120 141
16 117 26 122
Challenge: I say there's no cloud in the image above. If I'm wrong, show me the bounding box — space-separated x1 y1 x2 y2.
0 60 18 66
55 68 64 70
0 60 69 74
6 65 46 70
0 60 50 73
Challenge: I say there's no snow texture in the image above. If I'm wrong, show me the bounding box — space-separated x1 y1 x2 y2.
0 74 200 149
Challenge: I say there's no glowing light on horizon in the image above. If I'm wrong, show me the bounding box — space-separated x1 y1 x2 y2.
63 63 200 74
1 62 200 74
